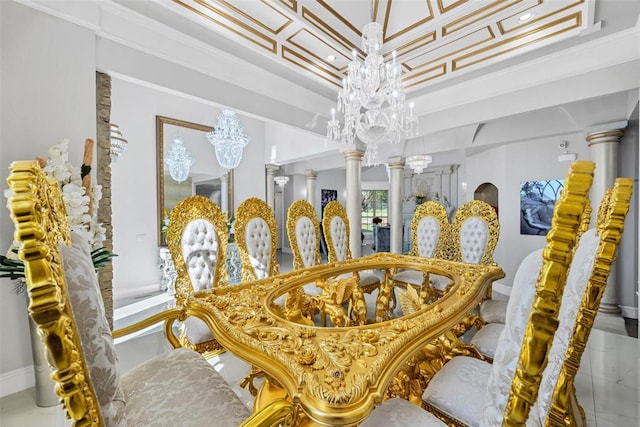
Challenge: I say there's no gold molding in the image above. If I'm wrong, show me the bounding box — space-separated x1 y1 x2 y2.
442 0 524 37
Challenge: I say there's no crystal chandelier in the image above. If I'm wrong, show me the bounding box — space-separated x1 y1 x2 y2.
109 123 127 162
274 175 289 188
326 22 418 166
165 134 194 183
406 154 432 174
206 110 250 170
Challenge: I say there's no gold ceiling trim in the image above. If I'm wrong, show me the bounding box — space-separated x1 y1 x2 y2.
437 0 469 14
382 0 435 44
442 0 524 37
177 0 277 54
316 0 373 37
302 7 360 55
219 0 292 35
404 26 494 72
279 0 297 13
497 0 584 35
282 46 342 87
452 12 581 71
287 29 347 73
395 30 437 57
403 63 447 88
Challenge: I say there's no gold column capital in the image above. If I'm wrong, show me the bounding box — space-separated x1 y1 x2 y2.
344 150 365 161
305 170 318 179
586 129 624 146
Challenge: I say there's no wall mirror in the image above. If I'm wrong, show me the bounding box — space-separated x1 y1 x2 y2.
156 115 233 245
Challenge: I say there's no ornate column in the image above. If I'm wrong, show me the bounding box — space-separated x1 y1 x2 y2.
586 121 626 314
388 158 405 254
305 170 318 208
344 150 364 258
265 164 280 210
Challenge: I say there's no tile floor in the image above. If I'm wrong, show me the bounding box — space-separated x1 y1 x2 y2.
1 248 638 426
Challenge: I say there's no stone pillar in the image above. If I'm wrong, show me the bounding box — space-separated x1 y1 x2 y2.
265 164 279 210
345 150 364 258
220 172 229 214
388 158 405 254
305 170 318 208
586 121 626 314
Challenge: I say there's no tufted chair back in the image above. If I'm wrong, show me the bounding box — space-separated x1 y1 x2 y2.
287 200 321 270
168 196 229 307
234 197 279 282
446 200 499 265
322 201 352 263
410 201 449 258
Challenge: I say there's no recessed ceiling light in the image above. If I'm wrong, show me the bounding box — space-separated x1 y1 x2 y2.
517 12 535 23
326 54 336 62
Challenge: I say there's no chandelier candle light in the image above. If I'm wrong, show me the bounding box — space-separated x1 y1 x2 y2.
207 109 250 170
274 175 289 188
165 134 194 183
109 124 128 162
327 22 418 166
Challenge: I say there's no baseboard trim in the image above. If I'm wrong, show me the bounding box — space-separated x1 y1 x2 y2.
0 365 34 397
619 305 638 319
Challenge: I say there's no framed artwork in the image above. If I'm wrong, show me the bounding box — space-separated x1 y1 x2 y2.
320 189 338 255
520 179 564 235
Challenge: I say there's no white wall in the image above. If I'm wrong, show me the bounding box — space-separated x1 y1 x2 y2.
110 77 265 299
0 0 96 383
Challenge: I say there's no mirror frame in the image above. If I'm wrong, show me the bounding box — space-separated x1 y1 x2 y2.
156 115 233 245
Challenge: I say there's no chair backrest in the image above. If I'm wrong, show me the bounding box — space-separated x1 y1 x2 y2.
322 201 351 263
445 200 499 264
234 197 279 281
6 161 120 425
287 199 321 270
409 201 449 258
167 195 228 307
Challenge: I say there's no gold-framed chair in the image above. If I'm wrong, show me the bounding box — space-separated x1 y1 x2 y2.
430 200 500 296
234 197 280 281
362 164 633 427
167 195 229 356
322 200 380 293
391 201 450 311
6 160 295 427
287 199 321 270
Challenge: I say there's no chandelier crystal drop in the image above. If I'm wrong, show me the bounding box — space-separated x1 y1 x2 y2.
406 154 432 174
326 22 418 165
165 134 194 183
109 124 128 162
206 110 250 170
274 175 289 188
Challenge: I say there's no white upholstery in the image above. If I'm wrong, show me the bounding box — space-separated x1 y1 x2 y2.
479 299 508 324
361 398 446 427
416 216 441 257
459 217 489 264
529 229 600 425
359 271 380 287
392 270 423 286
421 250 543 427
182 316 215 345
470 323 504 359
330 216 349 262
121 348 251 427
423 356 492 427
430 274 452 291
295 216 318 268
244 217 273 279
181 219 219 292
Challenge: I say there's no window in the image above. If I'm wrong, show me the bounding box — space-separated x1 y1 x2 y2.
361 190 388 232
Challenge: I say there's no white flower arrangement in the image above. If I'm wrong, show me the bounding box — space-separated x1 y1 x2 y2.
2 139 114 288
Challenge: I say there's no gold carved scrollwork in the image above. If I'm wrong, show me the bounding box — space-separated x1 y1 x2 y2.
443 200 500 265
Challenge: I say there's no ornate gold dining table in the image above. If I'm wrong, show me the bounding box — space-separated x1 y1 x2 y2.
188 253 504 426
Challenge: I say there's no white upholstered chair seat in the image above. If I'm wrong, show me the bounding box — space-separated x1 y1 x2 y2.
121 347 251 427
469 323 504 359
391 270 423 286
423 355 492 427
430 274 452 291
182 316 215 345
479 299 508 324
361 398 446 427
359 271 380 287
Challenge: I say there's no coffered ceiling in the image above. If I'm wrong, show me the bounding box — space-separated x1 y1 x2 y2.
146 0 595 92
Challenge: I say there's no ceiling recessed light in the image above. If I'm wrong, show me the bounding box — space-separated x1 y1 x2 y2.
326 54 336 62
517 12 535 23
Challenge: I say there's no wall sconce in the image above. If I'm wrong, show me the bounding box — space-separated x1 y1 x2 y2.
109 124 127 162
274 175 289 188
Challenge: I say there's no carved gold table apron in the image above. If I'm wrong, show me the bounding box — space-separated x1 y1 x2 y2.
189 253 504 426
